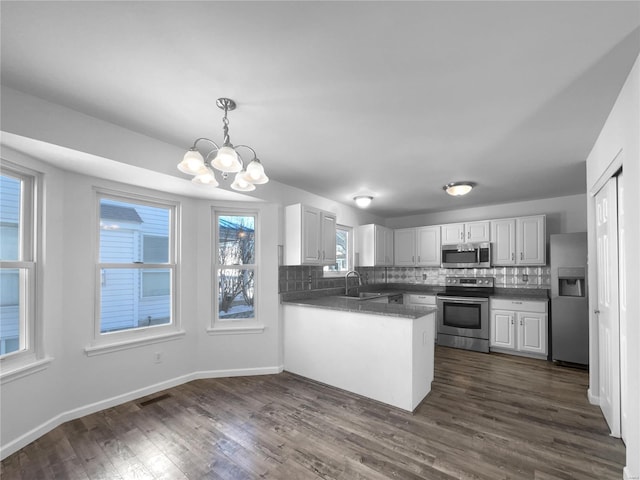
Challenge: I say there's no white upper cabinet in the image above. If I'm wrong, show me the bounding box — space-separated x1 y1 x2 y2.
441 221 490 244
416 226 441 266
285 204 336 265
394 226 441 266
393 228 417 266
491 215 546 266
358 224 393 266
517 215 546 265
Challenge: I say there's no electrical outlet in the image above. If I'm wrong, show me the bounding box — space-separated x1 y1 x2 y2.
154 352 163 364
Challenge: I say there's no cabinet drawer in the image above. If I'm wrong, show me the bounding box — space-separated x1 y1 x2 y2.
405 294 436 305
491 298 547 313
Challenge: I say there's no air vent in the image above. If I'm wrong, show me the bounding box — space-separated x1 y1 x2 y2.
137 393 171 407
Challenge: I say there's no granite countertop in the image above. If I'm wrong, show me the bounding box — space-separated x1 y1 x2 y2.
281 295 438 319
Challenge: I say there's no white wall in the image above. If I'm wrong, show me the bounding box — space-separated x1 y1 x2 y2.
0 148 281 458
386 193 587 235
586 54 639 480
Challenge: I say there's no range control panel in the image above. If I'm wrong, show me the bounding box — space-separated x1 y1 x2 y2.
445 277 494 288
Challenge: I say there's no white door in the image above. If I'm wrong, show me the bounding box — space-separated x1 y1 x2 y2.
617 172 627 441
595 176 621 437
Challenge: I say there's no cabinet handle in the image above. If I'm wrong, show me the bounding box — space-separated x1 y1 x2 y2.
511 318 514 325
520 252 524 260
461 232 464 241
520 320 523 326
513 301 522 304
418 256 421 262
594 310 601 314
412 256 415 262
467 231 470 239
317 250 320 260
511 253 515 261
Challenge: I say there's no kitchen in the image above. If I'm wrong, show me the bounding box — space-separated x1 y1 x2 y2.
0 2 639 479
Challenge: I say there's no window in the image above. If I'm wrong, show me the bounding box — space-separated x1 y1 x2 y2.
323 225 352 274
214 213 256 322
97 193 176 339
0 168 35 359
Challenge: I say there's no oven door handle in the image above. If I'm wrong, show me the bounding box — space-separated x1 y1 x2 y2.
438 296 489 304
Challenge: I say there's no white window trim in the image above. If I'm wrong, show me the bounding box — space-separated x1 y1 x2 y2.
209 208 264 334
323 224 353 277
0 160 46 381
87 188 182 354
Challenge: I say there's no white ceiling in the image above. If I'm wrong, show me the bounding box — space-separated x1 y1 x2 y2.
1 1 639 218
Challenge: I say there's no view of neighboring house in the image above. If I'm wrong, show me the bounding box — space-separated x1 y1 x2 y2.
0 174 20 354
99 198 172 332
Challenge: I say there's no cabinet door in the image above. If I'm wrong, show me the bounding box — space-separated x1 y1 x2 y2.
394 228 416 266
321 212 337 265
491 310 516 349
374 225 387 265
301 206 321 263
517 312 547 355
441 223 464 244
465 221 491 242
491 219 516 265
383 227 394 265
517 216 546 265
416 226 440 266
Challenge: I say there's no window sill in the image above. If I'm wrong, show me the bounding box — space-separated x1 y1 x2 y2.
84 330 186 356
207 324 265 335
0 356 54 385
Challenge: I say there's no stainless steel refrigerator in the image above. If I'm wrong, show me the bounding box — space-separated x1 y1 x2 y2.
550 232 589 365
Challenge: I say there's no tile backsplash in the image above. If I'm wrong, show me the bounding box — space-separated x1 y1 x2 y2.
279 265 550 293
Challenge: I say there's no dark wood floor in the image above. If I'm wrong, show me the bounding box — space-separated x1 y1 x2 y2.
1 346 625 479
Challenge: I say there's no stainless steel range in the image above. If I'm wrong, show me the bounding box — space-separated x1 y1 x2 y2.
437 276 495 353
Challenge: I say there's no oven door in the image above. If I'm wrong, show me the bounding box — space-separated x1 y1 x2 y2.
437 295 489 340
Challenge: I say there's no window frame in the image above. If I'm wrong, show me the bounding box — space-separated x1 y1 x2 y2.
0 161 47 381
323 224 353 277
87 188 183 355
209 208 263 335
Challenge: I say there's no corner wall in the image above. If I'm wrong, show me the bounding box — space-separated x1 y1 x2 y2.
586 53 639 480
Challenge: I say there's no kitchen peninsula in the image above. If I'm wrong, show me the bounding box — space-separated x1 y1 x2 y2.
282 295 437 411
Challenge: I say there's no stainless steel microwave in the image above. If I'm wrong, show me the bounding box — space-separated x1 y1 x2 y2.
441 242 491 268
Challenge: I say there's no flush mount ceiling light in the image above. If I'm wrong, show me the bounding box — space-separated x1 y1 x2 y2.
178 98 268 191
443 182 475 196
354 195 374 208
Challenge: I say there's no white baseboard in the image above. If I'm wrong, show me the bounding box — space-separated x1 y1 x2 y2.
587 387 599 405
0 365 283 460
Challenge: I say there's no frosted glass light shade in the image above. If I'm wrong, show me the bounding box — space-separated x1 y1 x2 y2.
242 159 269 184
354 196 373 208
230 171 256 192
211 146 242 172
192 166 219 186
178 149 205 175
443 182 474 196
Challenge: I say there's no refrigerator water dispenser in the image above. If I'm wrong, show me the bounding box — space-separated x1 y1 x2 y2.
558 267 585 297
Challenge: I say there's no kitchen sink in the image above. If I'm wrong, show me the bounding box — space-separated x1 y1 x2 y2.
337 292 385 300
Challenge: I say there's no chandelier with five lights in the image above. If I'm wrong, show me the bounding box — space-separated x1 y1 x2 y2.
177 98 268 191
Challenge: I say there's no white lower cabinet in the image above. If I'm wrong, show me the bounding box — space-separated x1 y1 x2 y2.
490 298 548 358
404 294 437 341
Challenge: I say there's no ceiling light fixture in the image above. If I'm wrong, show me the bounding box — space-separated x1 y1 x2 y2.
354 195 373 208
178 98 268 191
443 182 475 196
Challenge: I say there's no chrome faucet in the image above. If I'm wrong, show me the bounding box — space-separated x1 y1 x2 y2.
345 270 362 295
